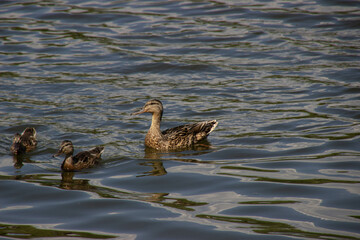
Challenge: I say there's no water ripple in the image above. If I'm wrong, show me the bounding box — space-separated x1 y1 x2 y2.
0 0 360 239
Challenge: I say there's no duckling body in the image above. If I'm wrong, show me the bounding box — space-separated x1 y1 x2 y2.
11 127 37 155
54 140 104 171
132 99 218 150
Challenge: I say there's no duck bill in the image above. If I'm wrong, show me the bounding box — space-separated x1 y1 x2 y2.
53 151 61 158
131 108 146 116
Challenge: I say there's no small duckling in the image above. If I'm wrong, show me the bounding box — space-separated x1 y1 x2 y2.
54 140 104 171
11 127 37 155
132 99 218 150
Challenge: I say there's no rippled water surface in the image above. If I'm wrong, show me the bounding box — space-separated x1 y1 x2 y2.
1 0 360 239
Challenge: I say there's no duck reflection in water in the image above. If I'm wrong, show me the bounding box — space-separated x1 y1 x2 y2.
138 150 167 177
12 155 37 169
60 171 94 191
59 171 203 211
139 141 214 177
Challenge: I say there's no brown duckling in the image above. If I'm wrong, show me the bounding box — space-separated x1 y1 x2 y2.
11 127 37 155
132 99 218 150
54 140 104 171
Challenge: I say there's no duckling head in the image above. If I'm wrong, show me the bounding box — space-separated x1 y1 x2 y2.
132 99 163 120
54 140 74 157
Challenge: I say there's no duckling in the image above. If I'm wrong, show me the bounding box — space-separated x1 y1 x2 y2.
132 99 218 150
10 127 37 155
54 140 104 171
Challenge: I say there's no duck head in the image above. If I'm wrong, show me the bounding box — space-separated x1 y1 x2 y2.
54 140 74 157
132 99 163 120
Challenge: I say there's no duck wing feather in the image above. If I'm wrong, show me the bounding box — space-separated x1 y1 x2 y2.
162 120 218 144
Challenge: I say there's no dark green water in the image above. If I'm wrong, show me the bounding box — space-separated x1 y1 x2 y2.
0 0 360 239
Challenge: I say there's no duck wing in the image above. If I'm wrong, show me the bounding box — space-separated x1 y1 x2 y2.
71 152 95 170
71 146 104 169
162 120 218 143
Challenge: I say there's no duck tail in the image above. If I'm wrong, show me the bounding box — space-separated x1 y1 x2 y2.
208 120 218 134
193 120 218 143
22 127 37 138
89 146 105 157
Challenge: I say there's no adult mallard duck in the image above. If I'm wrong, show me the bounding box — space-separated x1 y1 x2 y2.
132 99 218 151
10 127 37 155
54 140 104 171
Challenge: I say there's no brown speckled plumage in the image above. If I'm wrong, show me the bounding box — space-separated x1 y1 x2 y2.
54 140 104 171
132 99 218 150
10 127 37 155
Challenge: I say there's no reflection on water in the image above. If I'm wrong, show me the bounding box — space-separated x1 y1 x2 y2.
220 165 360 184
3 171 210 213
140 142 216 177
196 214 357 240
60 171 91 190
0 0 360 239
0 222 117 239
12 155 24 169
138 161 167 177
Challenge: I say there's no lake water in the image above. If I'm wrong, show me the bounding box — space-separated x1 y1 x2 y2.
0 0 360 239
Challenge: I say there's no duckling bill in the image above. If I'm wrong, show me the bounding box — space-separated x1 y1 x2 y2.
54 140 104 171
132 99 218 150
11 127 37 155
